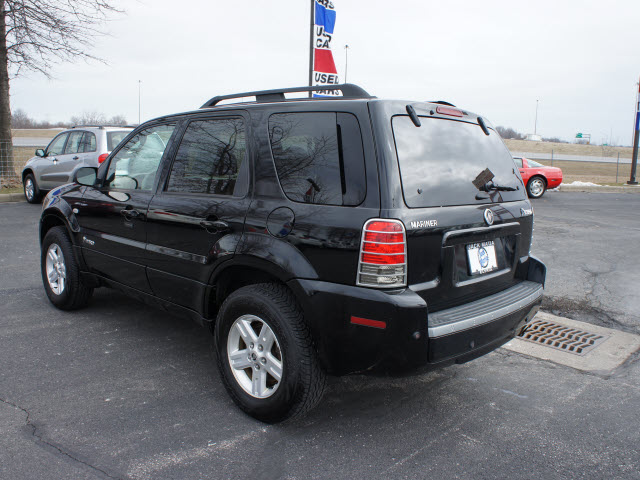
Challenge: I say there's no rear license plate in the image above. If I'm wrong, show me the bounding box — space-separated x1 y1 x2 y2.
466 241 498 275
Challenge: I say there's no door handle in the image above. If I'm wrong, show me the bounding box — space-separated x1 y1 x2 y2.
120 208 140 219
200 220 229 232
73 156 80 160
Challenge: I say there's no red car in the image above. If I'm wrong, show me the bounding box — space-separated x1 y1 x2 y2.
513 156 563 199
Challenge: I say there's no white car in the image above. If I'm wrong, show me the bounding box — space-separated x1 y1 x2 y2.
21 126 133 203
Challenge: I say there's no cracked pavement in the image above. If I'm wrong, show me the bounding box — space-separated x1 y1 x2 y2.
1 193 639 480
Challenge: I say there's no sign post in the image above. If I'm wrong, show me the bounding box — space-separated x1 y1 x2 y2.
628 77 640 185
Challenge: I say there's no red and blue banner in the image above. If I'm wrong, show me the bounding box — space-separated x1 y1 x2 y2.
311 0 339 96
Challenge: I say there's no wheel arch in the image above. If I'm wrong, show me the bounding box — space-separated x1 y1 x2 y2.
204 255 311 324
22 168 34 183
40 208 78 246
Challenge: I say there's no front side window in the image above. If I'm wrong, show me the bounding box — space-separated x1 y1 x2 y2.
513 157 523 168
166 118 246 195
46 134 68 156
269 112 365 206
64 131 84 154
105 124 176 191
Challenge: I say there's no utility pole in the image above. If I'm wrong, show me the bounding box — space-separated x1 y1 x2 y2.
344 44 349 83
629 77 639 185
138 80 142 125
534 99 539 135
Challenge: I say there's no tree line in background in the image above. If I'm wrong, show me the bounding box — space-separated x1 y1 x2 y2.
11 109 129 129
496 126 566 144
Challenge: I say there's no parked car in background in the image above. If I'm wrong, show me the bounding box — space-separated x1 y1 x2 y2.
21 126 133 203
513 156 563 199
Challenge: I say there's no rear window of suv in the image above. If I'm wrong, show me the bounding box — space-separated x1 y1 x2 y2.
107 131 132 151
392 116 525 208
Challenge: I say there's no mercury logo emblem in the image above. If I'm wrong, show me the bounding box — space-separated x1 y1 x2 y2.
484 209 494 226
478 247 489 268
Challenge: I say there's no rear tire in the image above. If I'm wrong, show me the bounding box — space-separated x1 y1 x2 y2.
24 174 42 204
527 176 547 199
41 226 93 310
214 283 326 423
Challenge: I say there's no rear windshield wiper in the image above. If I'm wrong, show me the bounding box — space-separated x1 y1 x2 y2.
481 181 516 192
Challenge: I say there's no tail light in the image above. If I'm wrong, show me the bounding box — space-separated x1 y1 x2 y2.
98 153 109 164
357 219 407 288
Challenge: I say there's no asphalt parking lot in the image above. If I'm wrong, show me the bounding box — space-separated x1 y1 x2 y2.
1 192 639 480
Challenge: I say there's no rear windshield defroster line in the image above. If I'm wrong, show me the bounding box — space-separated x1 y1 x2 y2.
392 116 525 208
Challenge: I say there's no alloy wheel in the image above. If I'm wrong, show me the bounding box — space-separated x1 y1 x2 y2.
45 243 66 295
529 178 545 197
25 178 34 201
227 314 283 399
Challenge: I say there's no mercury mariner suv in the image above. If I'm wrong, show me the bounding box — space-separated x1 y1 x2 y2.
37 84 545 422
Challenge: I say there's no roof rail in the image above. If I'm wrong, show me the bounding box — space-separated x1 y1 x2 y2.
200 83 373 109
71 125 136 129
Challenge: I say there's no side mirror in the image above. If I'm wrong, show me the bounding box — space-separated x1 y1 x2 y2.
35 149 45 157
74 167 98 186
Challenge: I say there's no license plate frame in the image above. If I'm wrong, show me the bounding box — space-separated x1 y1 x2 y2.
466 241 499 275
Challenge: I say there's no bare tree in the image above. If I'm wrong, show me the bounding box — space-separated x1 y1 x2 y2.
70 110 107 126
1 0 121 178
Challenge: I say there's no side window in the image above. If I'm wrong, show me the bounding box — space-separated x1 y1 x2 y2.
80 132 97 153
105 124 176 191
269 112 365 206
166 118 246 196
513 157 523 168
64 131 84 154
46 133 68 156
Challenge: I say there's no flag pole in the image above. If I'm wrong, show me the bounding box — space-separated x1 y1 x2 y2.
308 0 314 94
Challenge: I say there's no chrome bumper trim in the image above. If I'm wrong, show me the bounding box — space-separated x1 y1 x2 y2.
427 281 543 338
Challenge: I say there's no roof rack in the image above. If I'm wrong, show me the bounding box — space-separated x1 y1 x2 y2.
200 83 373 109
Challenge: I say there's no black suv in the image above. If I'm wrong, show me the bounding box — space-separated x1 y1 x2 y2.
39 84 545 422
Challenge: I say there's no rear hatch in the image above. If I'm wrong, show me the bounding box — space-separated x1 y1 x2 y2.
371 101 533 312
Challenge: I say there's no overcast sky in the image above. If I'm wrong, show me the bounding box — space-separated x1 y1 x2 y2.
9 0 640 145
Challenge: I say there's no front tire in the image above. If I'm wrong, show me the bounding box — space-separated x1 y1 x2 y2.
24 174 42 204
527 176 547 198
41 226 93 310
214 283 326 423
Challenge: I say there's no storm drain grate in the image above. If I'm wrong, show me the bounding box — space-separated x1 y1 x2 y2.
518 319 609 356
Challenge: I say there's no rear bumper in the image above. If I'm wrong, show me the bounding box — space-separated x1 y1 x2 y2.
289 256 545 375
427 281 542 363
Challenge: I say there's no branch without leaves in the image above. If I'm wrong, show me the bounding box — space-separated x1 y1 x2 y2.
4 0 122 78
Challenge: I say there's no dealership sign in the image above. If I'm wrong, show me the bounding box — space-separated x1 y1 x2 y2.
311 0 339 96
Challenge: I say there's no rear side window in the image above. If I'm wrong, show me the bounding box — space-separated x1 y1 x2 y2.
166 118 247 196
81 132 96 153
269 112 365 206
107 131 131 151
392 116 525 208
513 157 523 168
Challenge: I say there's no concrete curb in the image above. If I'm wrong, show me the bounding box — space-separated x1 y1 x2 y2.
557 184 640 194
0 193 26 203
